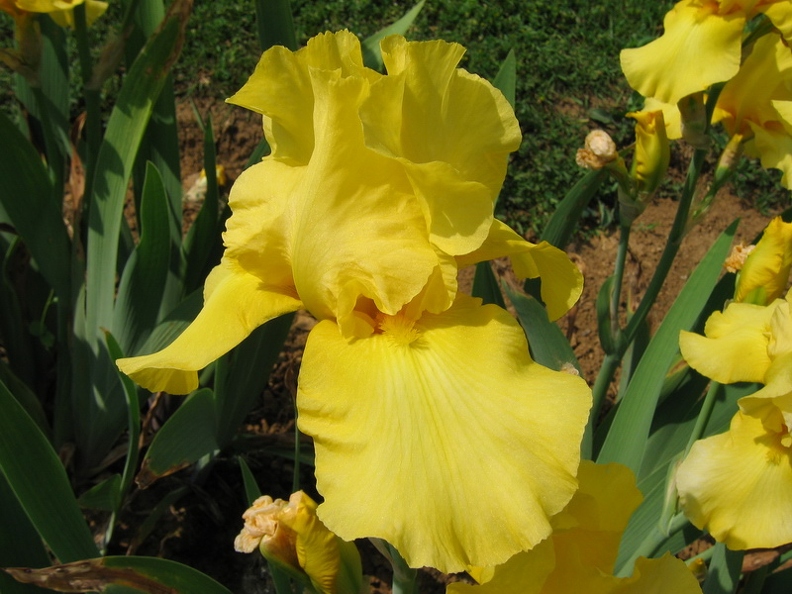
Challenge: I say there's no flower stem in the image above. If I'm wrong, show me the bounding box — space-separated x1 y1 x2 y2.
371 539 418 594
590 147 706 424
684 381 722 456
610 222 631 340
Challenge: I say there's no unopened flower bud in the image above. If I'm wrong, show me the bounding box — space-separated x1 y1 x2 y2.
713 133 744 187
628 109 670 199
235 491 364 594
678 92 709 149
724 243 754 274
576 130 618 170
734 217 792 305
618 109 670 225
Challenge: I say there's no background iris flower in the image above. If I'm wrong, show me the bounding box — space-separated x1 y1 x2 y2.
447 461 702 594
620 0 792 105
119 31 591 572
678 286 792 549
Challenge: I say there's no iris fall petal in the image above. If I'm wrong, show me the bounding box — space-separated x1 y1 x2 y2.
676 407 792 549
297 294 591 572
117 261 302 394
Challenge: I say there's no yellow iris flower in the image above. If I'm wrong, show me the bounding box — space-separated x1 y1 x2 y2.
636 31 792 188
11 0 107 27
620 0 792 105
118 31 591 572
447 461 702 594
677 288 792 548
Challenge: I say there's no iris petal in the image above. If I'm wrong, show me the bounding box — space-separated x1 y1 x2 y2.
620 0 744 104
117 261 301 394
361 35 521 256
457 220 583 320
676 407 792 549
297 295 590 572
679 301 776 384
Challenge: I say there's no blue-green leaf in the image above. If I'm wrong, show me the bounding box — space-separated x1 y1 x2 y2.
597 220 738 473
0 379 97 562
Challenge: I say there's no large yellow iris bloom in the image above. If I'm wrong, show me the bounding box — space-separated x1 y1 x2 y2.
677 288 792 548
447 461 702 594
620 0 792 105
118 31 590 572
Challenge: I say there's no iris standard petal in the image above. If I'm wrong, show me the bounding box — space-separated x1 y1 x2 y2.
716 33 792 136
750 121 792 189
676 407 792 549
227 31 374 165
116 261 301 394
360 35 521 256
762 1 792 42
679 301 777 384
620 0 744 104
457 219 583 321
297 294 591 572
288 67 440 333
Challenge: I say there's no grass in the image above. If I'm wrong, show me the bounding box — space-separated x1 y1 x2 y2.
2 0 789 235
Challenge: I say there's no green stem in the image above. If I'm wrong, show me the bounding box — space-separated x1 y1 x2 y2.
371 539 418 594
623 148 705 343
589 150 705 419
684 382 722 456
590 353 620 430
73 4 101 199
610 223 631 339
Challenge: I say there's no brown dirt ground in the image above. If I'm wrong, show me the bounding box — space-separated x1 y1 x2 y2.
152 97 785 593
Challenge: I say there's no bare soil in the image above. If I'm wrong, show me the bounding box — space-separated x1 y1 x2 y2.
143 97 783 593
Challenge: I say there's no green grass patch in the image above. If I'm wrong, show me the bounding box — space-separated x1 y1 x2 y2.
3 1 789 235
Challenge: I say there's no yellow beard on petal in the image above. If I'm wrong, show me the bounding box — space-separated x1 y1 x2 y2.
376 312 421 346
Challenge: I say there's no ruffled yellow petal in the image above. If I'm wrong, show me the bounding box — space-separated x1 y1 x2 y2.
229 65 441 337
297 294 591 572
613 554 703 594
447 542 555 594
227 31 375 165
448 463 700 594
676 407 792 549
361 35 521 256
716 32 792 137
762 1 792 42
457 219 583 320
15 0 107 26
642 98 683 140
288 68 440 334
679 300 777 384
734 216 792 304
117 261 302 394
548 461 642 577
620 0 744 104
749 120 792 189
